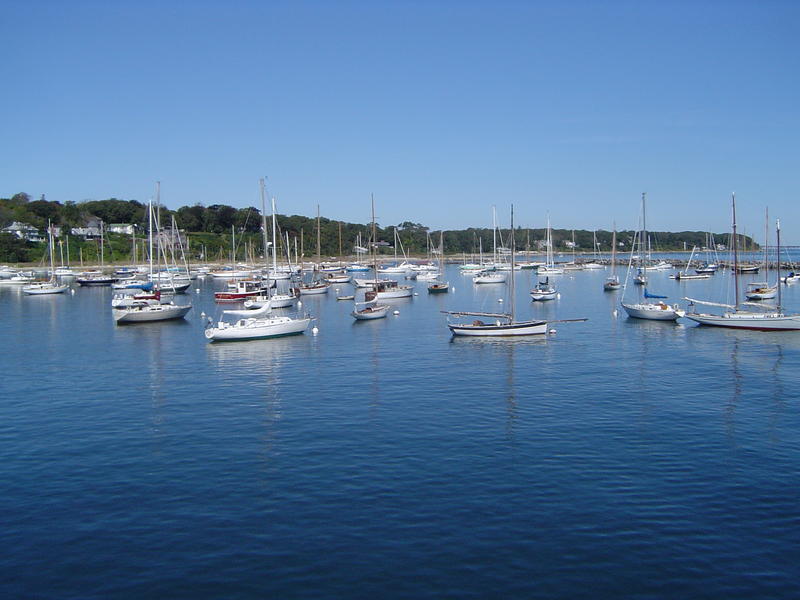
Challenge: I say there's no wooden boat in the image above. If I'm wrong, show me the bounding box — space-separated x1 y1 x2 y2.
684 196 800 330
621 193 683 321
351 299 389 320
445 205 586 337
298 280 330 295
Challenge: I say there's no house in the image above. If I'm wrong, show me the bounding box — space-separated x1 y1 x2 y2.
2 222 43 242
71 217 103 238
155 227 188 252
108 223 135 235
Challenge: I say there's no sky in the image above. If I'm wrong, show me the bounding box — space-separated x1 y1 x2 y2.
2 0 798 242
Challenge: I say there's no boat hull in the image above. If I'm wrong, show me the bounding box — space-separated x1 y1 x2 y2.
684 312 800 331
114 304 191 323
473 273 507 284
205 316 311 341
449 320 547 336
621 302 683 321
530 289 557 301
351 305 389 320
22 284 69 295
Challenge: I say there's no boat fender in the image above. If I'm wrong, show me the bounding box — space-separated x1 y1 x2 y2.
393 310 400 316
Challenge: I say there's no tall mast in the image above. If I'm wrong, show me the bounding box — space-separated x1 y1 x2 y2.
338 221 342 259
47 221 55 282
316 204 321 265
764 206 769 280
271 197 278 274
732 193 739 308
259 178 269 269
148 196 154 278
492 205 497 265
510 205 515 321
371 194 378 282
641 192 647 281
777 218 782 312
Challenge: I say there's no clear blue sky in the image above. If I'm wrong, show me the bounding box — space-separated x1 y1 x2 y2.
2 0 798 242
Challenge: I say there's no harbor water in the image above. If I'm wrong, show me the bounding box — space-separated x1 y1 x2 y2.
2 264 799 598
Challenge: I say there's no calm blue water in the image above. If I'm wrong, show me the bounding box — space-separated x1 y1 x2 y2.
2 265 799 599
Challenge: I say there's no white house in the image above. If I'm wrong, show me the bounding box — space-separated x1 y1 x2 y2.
2 222 43 242
108 223 135 235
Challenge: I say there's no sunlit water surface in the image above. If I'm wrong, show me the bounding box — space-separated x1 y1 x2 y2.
2 264 799 599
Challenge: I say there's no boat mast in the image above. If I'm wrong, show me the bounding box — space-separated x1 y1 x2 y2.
611 224 617 275
492 205 497 265
316 204 321 266
148 196 154 279
272 197 278 275
510 205 515 321
732 193 739 308
641 192 647 285
764 206 769 284
371 194 378 283
259 178 269 270
48 221 55 283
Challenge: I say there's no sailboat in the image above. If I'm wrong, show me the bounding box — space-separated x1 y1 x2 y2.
22 224 69 295
582 231 605 269
684 195 800 330
530 276 556 301
427 231 449 293
113 196 192 323
265 190 300 307
444 205 586 336
298 205 331 295
352 195 391 319
204 299 312 340
744 208 777 300
671 246 711 280
537 215 564 275
473 207 507 284
603 226 621 291
377 227 413 275
621 193 684 321
76 220 117 286
563 230 583 271
694 232 720 274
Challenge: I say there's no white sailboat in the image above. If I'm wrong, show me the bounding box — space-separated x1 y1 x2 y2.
530 276 557 301
351 298 389 320
22 224 69 295
427 230 449 293
445 205 586 336
582 231 605 269
603 226 621 291
684 195 800 330
621 193 684 321
353 196 391 319
205 299 312 340
744 208 777 300
671 246 711 280
113 193 191 323
537 215 564 275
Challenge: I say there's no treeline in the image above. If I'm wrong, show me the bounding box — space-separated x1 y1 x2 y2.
1 193 746 263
